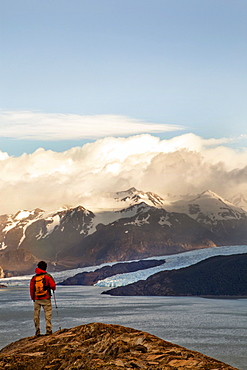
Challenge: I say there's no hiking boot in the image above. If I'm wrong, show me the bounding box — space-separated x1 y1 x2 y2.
46 330 52 335
35 329 41 337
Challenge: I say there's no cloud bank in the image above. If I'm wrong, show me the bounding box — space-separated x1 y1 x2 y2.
0 111 183 140
0 133 247 214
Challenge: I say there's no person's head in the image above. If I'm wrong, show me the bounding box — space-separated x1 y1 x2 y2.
37 261 47 271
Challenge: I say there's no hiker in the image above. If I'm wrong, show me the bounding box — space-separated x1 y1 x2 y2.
30 260 56 336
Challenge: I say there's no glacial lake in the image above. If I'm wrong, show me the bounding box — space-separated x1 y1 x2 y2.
0 285 246 370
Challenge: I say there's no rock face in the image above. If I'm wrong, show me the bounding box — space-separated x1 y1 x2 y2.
0 249 39 277
0 322 238 370
59 259 166 285
103 253 247 296
76 203 217 267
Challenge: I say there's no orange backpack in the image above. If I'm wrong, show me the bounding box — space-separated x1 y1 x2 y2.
35 274 47 297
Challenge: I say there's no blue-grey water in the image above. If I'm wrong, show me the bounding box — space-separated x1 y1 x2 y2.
0 285 246 370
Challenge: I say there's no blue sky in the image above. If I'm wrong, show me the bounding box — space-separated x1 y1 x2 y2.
0 1 247 213
1 0 247 156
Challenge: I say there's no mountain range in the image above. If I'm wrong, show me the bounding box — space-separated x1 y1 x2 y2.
0 187 247 276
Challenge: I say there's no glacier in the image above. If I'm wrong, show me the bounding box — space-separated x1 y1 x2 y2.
95 244 247 287
0 245 246 288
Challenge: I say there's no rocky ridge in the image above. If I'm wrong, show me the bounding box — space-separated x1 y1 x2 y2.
0 322 238 370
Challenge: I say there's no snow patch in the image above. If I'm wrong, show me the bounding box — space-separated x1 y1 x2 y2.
14 210 31 220
2 220 18 233
35 230 44 240
44 215 61 236
0 242 7 250
124 214 150 226
158 215 172 227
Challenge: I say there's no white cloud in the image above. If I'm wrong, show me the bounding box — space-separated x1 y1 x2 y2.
0 110 183 140
0 133 247 214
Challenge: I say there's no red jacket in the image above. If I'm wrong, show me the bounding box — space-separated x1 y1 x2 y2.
30 267 56 301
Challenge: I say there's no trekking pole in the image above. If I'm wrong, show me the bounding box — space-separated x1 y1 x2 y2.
53 291 62 331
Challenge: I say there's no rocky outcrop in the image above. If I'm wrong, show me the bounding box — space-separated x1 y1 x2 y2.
59 259 166 285
103 253 247 296
0 322 238 369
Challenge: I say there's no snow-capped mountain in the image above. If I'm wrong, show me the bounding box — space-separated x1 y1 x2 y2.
165 190 246 218
0 208 45 250
0 206 95 251
114 187 164 207
0 187 247 277
229 193 247 211
75 201 217 267
165 190 247 244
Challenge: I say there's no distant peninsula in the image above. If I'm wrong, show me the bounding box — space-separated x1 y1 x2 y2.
103 253 247 297
59 259 166 285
